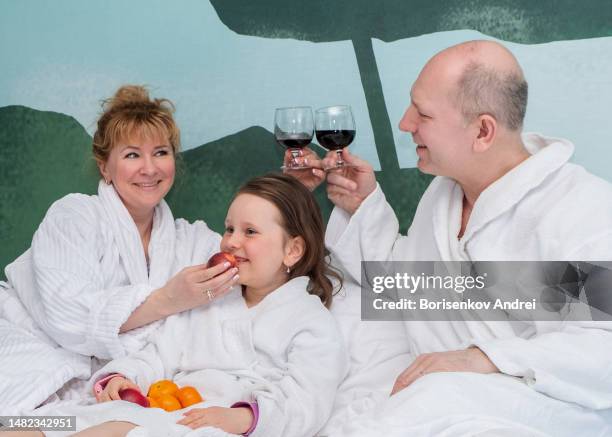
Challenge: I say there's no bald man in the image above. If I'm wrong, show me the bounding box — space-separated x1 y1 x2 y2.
288 41 612 435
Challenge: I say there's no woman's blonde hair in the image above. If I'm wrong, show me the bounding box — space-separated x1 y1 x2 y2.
92 85 180 167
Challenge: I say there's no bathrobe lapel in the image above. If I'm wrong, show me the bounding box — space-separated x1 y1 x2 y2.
97 181 175 288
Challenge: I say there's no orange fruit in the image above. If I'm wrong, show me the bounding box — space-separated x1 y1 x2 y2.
147 396 161 409
155 394 182 412
176 386 203 408
148 380 179 398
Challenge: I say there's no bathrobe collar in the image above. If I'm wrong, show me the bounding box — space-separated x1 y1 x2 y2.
432 134 574 258
97 180 176 288
247 276 311 314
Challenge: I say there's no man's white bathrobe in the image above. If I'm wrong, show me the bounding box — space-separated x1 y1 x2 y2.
0 181 221 414
39 277 348 437
324 134 612 436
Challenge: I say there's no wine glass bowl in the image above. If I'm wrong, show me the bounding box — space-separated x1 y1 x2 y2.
315 105 356 169
274 107 314 170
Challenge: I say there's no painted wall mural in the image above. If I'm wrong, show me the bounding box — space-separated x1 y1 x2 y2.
1 0 612 273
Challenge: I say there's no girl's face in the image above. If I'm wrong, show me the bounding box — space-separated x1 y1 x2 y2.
221 193 303 299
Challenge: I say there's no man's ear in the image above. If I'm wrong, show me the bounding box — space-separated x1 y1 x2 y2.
473 114 497 153
284 236 305 269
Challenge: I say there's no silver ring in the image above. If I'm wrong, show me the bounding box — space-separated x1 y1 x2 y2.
205 289 215 301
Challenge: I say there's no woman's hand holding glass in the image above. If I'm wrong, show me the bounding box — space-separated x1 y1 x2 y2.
282 147 326 191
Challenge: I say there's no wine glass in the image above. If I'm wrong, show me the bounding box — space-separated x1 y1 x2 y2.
274 107 314 170
315 105 356 169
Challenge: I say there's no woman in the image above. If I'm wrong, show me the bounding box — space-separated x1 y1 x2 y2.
0 85 238 413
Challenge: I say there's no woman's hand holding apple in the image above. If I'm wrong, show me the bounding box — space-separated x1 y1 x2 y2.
161 256 239 314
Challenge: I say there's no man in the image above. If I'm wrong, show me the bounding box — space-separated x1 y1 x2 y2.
289 40 612 435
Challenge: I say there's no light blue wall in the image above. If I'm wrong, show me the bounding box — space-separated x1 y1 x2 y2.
1 0 611 181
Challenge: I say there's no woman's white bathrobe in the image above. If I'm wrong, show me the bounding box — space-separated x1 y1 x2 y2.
41 277 348 437
324 134 612 436
0 181 221 414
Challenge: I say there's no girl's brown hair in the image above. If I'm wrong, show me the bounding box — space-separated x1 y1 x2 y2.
92 85 180 168
236 173 342 308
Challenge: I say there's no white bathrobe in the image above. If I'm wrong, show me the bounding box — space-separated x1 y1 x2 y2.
324 133 612 436
0 181 221 414
37 277 348 437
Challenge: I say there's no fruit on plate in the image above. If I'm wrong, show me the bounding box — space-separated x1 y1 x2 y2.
118 388 149 407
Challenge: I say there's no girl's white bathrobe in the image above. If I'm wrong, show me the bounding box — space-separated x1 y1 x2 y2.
0 181 221 413
324 133 612 436
42 277 348 437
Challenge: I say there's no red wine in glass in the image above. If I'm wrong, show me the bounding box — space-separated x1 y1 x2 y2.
274 107 314 170
276 134 313 149
315 106 356 168
315 129 356 151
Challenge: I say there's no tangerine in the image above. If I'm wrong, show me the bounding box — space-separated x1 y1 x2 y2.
176 386 203 408
147 396 161 409
148 379 179 398
155 394 182 412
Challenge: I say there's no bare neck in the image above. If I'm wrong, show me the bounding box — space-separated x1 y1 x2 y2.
459 138 530 207
129 209 155 257
456 138 530 238
243 276 288 308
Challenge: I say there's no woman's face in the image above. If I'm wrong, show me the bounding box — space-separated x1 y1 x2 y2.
98 129 175 220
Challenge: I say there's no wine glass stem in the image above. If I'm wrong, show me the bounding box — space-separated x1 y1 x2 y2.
336 150 344 167
291 149 300 166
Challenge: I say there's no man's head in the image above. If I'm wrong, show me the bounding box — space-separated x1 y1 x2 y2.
399 40 528 179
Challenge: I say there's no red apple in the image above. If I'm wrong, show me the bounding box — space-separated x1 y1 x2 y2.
119 388 150 407
207 252 237 270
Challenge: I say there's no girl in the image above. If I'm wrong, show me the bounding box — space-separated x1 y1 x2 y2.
18 174 347 437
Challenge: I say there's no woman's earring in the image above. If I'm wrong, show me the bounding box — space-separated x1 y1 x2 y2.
104 178 111 185
286 265 291 274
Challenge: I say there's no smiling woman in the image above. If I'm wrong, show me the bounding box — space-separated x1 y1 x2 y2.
94 86 179 249
0 85 240 414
